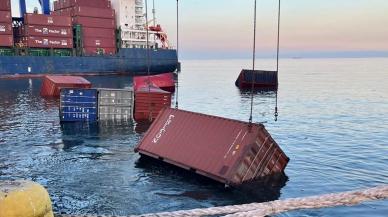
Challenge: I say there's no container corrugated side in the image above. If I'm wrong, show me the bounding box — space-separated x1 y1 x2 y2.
24 14 72 27
135 108 289 186
71 6 115 19
72 16 115 29
83 37 116 48
83 27 116 39
98 89 134 121
0 11 12 23
21 25 73 38
134 87 172 122
0 35 13 47
18 36 73 49
60 88 98 122
66 0 112 9
0 0 11 11
0 23 12 35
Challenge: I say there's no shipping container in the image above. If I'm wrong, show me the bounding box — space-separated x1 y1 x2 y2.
40 75 92 97
134 73 176 93
21 25 73 38
135 108 290 186
235 69 278 90
98 89 133 121
60 88 98 122
72 16 115 29
0 35 13 47
83 27 115 39
83 37 116 48
70 6 115 19
83 47 116 56
18 36 73 49
53 1 60 11
0 11 12 23
65 0 112 9
24 14 72 27
134 86 172 122
0 0 11 11
0 23 12 35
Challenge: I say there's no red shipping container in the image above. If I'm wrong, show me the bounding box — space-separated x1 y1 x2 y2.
0 23 12 35
0 35 13 47
24 14 72 27
83 27 115 39
40 75 92 97
53 1 60 10
72 16 115 29
21 25 73 38
83 37 115 48
71 6 115 19
83 47 116 55
19 36 73 49
0 11 12 23
0 0 11 11
134 86 172 122
66 0 111 9
134 73 176 93
135 108 290 186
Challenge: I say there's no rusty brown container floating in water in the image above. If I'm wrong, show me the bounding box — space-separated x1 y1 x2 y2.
134 86 172 122
135 108 289 186
40 75 92 98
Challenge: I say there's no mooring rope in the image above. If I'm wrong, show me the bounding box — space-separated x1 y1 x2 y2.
55 185 388 217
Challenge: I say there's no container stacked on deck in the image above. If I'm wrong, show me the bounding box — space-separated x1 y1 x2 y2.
0 0 13 48
15 14 73 50
53 0 116 55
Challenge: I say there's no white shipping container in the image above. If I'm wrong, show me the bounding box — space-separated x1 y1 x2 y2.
98 88 134 121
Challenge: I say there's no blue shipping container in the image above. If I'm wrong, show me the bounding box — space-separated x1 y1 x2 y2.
60 88 98 122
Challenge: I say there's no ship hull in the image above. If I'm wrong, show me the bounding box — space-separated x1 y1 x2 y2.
0 48 178 76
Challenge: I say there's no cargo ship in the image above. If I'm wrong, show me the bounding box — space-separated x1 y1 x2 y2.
0 0 178 76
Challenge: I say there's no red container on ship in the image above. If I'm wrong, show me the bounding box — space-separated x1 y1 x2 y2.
83 37 115 48
72 16 115 29
24 14 72 27
83 47 116 55
135 108 290 186
0 23 12 35
0 35 13 47
134 86 172 122
0 0 11 11
40 75 92 97
70 6 115 19
83 27 115 39
21 25 73 38
0 11 12 23
65 0 112 9
134 73 176 93
18 36 73 49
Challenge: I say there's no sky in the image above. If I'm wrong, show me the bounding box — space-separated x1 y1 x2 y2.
11 0 388 59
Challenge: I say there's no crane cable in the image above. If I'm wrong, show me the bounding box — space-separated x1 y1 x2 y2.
248 0 257 125
275 0 281 122
145 0 153 122
175 0 179 109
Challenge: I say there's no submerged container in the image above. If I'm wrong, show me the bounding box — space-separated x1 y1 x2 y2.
98 89 134 121
135 108 289 186
40 75 92 97
60 88 98 122
235 69 278 90
134 73 176 93
134 86 172 122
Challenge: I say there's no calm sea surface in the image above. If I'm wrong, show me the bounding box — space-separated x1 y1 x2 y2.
0 58 387 216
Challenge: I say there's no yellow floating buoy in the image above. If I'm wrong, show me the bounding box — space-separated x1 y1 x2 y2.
0 180 54 217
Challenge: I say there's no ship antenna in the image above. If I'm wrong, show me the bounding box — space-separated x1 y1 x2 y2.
145 0 153 121
249 0 257 125
275 0 281 122
175 0 180 109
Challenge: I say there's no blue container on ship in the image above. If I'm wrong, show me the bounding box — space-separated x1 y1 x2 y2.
60 88 98 122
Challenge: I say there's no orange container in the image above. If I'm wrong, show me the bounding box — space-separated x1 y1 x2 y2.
134 86 172 122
